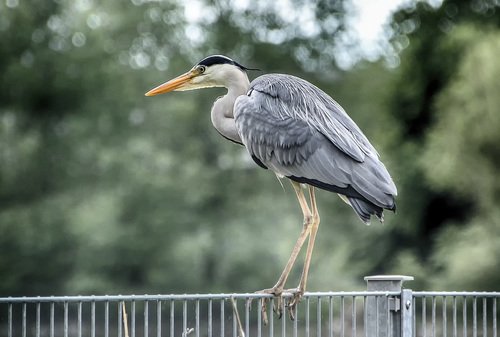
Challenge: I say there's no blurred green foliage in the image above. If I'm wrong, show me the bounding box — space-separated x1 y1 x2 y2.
0 0 499 296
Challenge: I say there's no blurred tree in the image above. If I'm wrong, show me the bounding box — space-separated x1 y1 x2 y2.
386 0 500 288
0 0 80 296
422 28 500 290
0 0 188 295
1 0 375 296
3 0 498 297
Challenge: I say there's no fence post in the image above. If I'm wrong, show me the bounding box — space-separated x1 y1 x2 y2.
400 288 413 337
364 275 414 337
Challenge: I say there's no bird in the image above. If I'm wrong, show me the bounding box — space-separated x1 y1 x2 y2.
145 54 397 314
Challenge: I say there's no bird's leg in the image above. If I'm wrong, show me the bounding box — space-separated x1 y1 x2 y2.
298 186 321 293
286 186 321 319
258 181 314 319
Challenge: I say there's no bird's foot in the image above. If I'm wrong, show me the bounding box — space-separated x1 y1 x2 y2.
256 287 285 325
283 287 304 321
256 287 304 322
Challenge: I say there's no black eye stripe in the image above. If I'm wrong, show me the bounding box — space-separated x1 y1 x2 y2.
197 55 251 71
198 55 234 67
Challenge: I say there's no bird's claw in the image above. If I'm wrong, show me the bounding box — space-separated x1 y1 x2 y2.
256 287 304 322
256 287 285 324
283 288 304 321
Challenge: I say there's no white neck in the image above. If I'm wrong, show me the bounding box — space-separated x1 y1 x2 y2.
210 67 250 143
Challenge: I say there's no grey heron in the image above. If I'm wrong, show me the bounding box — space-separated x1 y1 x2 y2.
145 55 397 314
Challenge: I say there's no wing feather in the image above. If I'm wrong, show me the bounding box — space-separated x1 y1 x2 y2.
248 74 379 162
234 74 397 214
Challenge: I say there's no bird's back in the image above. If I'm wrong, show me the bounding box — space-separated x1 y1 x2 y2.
248 74 379 161
234 73 397 223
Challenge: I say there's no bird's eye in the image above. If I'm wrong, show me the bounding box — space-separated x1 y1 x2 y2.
198 65 206 74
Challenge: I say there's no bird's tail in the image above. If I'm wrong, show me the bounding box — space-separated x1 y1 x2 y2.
347 197 384 225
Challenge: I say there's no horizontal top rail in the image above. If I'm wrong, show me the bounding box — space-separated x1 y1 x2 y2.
0 290 401 303
2 290 499 303
413 291 500 297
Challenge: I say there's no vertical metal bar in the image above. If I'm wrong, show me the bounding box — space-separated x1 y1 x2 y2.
169 300 174 337
432 296 436 337
105 301 110 337
183 300 187 337
221 299 225 337
196 300 200 337
22 303 26 337
422 297 427 337
341 296 345 337
131 301 136 337
352 296 356 337
36 302 41 337
245 298 250 337
329 296 334 337
474 297 478 337
145 301 150 337
118 301 123 337
364 296 368 337
385 295 390 337
232 299 237 337
442 296 447 337
293 299 298 337
375 296 379 337
281 298 286 337
8 303 12 337
208 299 213 337
493 298 497 337
78 302 82 337
269 298 274 337
306 297 310 337
91 301 96 337
157 300 162 337
257 299 262 337
463 297 467 337
412 297 416 337
482 298 487 337
64 302 69 337
452 297 457 337
317 296 322 337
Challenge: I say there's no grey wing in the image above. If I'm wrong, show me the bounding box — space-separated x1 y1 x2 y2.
234 74 396 217
249 74 380 163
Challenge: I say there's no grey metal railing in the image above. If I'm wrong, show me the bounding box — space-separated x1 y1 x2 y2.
0 276 498 337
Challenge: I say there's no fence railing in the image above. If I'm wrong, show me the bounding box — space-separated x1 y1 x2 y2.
0 275 498 337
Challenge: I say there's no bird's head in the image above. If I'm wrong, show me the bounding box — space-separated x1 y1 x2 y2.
145 55 256 96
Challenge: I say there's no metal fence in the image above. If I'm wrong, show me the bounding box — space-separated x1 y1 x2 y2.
0 276 498 337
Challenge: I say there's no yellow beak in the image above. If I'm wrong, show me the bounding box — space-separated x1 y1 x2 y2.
145 70 196 96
